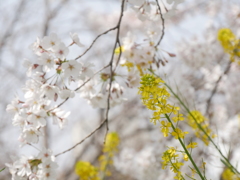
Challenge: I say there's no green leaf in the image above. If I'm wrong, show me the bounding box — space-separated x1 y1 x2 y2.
0 167 5 172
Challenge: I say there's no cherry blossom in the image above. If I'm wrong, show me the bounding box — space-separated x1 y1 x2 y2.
52 42 69 60
70 32 84 47
38 53 55 72
61 60 82 78
40 33 61 50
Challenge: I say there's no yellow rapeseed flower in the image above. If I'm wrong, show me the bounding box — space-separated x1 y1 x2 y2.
222 168 240 180
187 142 198 149
171 128 189 139
187 111 215 145
218 28 240 64
75 161 100 180
103 132 119 155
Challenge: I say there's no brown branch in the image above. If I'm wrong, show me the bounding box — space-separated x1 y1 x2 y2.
155 0 165 48
42 0 68 36
113 39 123 72
75 27 118 60
51 0 68 19
55 0 125 157
205 61 232 116
55 118 107 157
74 64 110 91
0 0 26 65
104 0 125 142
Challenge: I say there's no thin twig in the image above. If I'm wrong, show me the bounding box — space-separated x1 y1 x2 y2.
47 64 110 113
155 0 165 47
75 64 110 91
42 0 68 36
104 0 125 142
205 61 232 116
113 39 122 72
75 27 118 60
51 0 68 19
27 143 41 151
55 119 107 157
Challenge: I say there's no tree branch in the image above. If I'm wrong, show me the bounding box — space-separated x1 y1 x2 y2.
155 0 165 47
205 61 232 116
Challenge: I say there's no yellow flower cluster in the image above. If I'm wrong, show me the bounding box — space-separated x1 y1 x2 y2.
161 142 199 180
138 74 187 137
103 132 119 156
75 132 120 180
162 147 184 180
138 74 205 179
99 132 120 177
75 161 100 180
218 28 240 64
187 111 216 145
138 74 178 124
222 168 240 180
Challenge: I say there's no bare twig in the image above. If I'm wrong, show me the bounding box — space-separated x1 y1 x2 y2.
75 64 110 91
55 118 106 157
104 0 125 141
42 0 68 36
27 143 41 151
51 0 68 19
155 0 165 47
75 27 118 60
205 61 232 117
113 39 122 72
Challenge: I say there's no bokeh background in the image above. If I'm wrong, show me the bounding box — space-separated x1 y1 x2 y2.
1 0 240 179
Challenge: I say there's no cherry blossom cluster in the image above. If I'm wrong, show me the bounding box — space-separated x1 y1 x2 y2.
118 31 175 89
6 149 57 180
6 33 85 147
126 0 184 20
6 32 126 179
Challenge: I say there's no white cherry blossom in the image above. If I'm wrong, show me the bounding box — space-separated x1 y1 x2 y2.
53 42 69 60
88 93 108 108
30 37 43 56
38 53 55 72
41 33 61 50
61 60 82 78
41 84 59 100
6 98 20 114
21 127 41 144
79 62 94 80
50 108 70 129
70 32 84 47
14 156 32 177
78 79 96 98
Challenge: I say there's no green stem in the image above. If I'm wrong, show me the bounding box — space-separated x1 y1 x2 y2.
164 83 240 175
149 69 239 175
0 167 5 172
165 114 206 180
